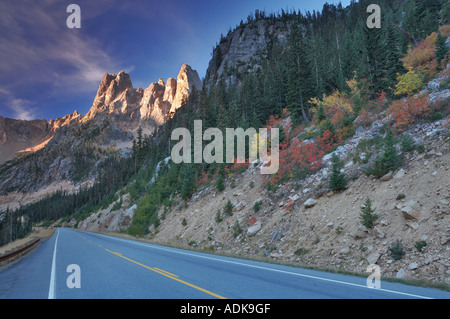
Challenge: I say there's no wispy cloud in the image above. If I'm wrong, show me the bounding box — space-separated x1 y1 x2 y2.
0 1 124 86
0 88 37 120
9 98 37 121
0 0 129 119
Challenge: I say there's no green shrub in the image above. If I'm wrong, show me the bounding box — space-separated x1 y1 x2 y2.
417 144 426 154
110 197 122 212
188 240 196 247
215 210 222 223
224 200 234 216
368 130 401 178
233 220 242 238
294 247 309 256
414 240 427 253
215 175 225 192
182 218 187 226
400 134 416 153
427 112 444 122
389 240 406 261
253 200 262 213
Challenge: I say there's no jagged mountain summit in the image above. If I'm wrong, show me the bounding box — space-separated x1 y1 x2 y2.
0 64 202 195
82 64 202 127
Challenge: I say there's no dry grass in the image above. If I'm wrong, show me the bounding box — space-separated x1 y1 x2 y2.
0 227 55 255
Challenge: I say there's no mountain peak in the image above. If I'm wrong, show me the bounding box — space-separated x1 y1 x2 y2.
170 64 202 114
82 65 202 127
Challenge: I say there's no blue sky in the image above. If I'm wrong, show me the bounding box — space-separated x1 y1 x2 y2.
0 0 350 121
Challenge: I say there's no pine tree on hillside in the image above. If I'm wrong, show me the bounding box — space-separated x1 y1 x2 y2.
306 28 327 99
359 197 380 229
442 1 450 25
384 22 407 95
403 0 443 41
329 153 347 192
371 129 401 178
286 24 313 124
360 23 387 95
340 31 359 81
436 31 448 71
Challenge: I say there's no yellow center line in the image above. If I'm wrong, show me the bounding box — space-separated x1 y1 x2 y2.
105 249 226 299
153 267 179 278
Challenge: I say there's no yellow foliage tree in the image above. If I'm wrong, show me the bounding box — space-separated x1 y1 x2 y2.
309 90 353 115
394 69 424 96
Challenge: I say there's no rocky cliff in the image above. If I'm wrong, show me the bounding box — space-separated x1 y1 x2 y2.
205 19 289 88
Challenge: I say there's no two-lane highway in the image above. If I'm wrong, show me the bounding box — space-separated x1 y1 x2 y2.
1 228 449 299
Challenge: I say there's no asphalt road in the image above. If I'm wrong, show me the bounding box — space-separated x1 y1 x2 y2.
0 228 449 299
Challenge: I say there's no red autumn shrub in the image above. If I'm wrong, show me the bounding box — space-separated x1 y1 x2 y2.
248 217 258 225
387 95 431 130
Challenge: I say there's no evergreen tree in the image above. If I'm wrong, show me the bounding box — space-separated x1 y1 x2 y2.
359 197 380 229
371 129 401 178
306 29 327 98
215 174 225 192
239 73 253 125
384 22 407 95
136 126 145 164
317 104 326 122
286 23 313 123
223 200 234 216
436 31 448 71
359 23 386 95
137 126 143 150
442 1 450 24
329 153 347 192
404 0 443 40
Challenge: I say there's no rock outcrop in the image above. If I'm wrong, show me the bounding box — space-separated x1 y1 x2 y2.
48 110 82 134
83 71 139 123
205 19 289 88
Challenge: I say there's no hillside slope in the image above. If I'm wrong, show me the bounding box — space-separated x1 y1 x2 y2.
148 118 449 285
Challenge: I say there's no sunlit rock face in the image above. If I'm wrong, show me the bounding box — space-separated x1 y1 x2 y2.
83 64 201 127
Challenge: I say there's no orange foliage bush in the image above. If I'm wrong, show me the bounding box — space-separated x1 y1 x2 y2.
355 109 373 127
402 33 438 79
387 95 431 130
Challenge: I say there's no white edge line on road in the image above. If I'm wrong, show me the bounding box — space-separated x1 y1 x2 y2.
48 228 60 299
85 230 434 299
